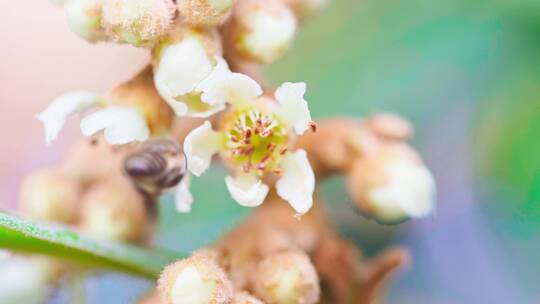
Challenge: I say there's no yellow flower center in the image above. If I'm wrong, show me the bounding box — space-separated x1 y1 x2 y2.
223 109 288 175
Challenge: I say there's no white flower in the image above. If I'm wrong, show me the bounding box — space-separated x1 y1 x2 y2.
36 91 103 144
154 36 227 118
174 174 194 213
80 106 150 145
182 79 316 215
367 160 435 221
37 91 152 145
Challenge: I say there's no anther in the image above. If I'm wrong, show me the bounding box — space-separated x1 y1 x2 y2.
309 121 317 132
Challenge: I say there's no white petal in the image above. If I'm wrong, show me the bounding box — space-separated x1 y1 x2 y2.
174 174 194 213
368 161 436 219
276 149 315 215
275 82 312 135
174 92 227 118
197 58 262 108
183 121 222 176
225 174 269 207
35 92 102 144
154 36 214 117
80 106 150 145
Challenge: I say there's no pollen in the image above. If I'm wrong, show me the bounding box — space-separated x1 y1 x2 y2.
224 109 288 176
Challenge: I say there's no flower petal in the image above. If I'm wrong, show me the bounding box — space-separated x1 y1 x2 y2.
276 149 315 215
175 92 227 118
368 161 435 219
35 92 102 145
154 36 214 116
225 174 269 207
80 106 150 145
197 58 262 108
174 174 194 213
183 121 223 176
275 82 312 135
0 255 53 304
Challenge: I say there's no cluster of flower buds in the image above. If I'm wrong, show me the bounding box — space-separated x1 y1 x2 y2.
40 0 331 216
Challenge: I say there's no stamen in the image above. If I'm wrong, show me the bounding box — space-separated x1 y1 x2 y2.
280 146 288 155
309 121 317 132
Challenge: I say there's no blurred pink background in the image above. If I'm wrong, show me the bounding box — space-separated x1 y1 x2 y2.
0 1 149 208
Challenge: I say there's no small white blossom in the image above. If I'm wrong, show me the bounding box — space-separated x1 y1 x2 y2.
182 75 316 214
80 106 150 145
154 36 226 117
36 91 103 144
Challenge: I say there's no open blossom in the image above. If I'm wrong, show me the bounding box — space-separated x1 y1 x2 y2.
36 92 150 145
181 64 316 215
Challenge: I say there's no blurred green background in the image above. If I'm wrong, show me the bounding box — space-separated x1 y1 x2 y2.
45 0 540 303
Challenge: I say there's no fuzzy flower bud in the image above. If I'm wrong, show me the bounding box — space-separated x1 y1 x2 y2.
79 177 148 242
346 144 436 224
177 0 234 27
65 0 106 43
19 168 80 223
224 0 297 64
101 0 176 46
253 250 320 304
158 250 234 304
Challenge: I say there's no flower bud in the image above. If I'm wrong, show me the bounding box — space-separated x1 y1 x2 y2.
253 250 320 304
345 144 436 224
60 137 127 186
101 0 176 46
177 0 234 27
79 177 148 242
19 168 80 223
65 0 106 43
283 0 328 20
107 66 174 136
233 292 264 304
152 24 224 117
224 0 297 64
158 250 234 304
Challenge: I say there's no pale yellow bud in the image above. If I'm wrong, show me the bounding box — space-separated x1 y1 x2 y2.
224 0 297 64
19 168 80 223
158 250 234 304
65 0 106 43
253 251 320 304
346 144 436 224
177 0 234 27
60 137 128 186
101 0 176 46
79 177 148 242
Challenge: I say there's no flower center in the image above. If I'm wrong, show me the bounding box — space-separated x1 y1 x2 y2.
224 109 288 175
